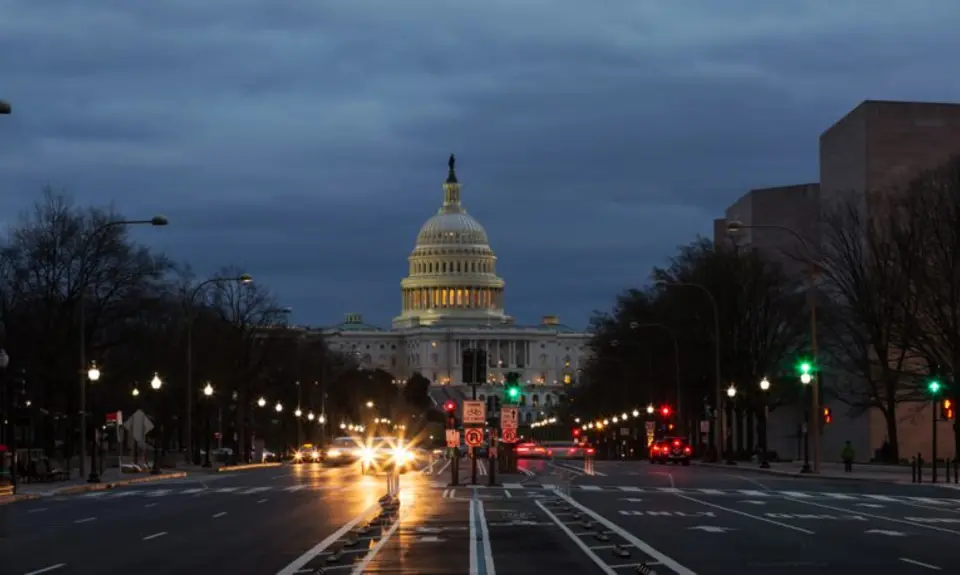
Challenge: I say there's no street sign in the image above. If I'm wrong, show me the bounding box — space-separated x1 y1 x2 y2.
464 427 484 447
462 401 486 425
445 429 460 448
500 406 518 429
501 428 518 443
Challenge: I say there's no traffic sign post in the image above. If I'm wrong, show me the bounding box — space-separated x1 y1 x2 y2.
464 428 484 447
462 401 486 425
488 432 498 487
501 428 518 443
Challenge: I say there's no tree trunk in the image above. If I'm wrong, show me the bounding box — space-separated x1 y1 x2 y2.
883 396 900 462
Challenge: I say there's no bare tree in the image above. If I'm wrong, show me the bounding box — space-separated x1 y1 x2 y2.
908 156 960 458
817 190 926 459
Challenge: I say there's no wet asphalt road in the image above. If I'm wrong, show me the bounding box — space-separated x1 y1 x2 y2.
3 457 960 574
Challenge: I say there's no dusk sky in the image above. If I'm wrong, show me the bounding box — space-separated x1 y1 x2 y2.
3 1 959 329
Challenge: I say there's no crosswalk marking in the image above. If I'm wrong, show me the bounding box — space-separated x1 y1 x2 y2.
49 483 960 506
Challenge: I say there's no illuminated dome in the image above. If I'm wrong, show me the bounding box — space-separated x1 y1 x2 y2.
393 155 510 328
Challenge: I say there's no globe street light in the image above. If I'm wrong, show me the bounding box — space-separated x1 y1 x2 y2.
758 377 771 468
646 404 654 415
294 408 302 418
258 397 267 408
307 411 315 421
132 388 139 397
365 401 374 409
632 410 639 418
86 363 103 482
275 401 283 413
724 385 737 465
202 383 214 468
150 374 164 474
319 414 326 425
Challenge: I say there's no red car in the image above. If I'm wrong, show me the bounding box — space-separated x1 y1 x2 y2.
650 437 692 465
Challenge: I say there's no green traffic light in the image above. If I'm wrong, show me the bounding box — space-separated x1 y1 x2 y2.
507 386 519 399
928 380 942 394
798 361 812 375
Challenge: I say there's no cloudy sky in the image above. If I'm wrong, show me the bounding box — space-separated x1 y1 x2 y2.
2 1 959 329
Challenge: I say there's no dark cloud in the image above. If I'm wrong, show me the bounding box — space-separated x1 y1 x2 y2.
2 1 959 328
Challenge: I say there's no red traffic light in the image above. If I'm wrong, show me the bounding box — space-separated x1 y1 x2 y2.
572 428 581 437
660 406 671 417
444 400 456 413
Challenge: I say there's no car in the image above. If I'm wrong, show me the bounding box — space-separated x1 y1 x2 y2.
357 437 417 475
515 441 549 459
542 441 596 459
292 443 322 464
322 437 361 466
649 437 692 465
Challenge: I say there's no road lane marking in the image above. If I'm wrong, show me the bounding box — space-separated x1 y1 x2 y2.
213 512 227 518
351 511 402 574
504 490 512 498
145 503 158 508
24 564 66 575
469 499 479 574
274 502 379 575
74 517 97 524
477 499 497 575
781 497 960 536
257 498 268 504
581 485 602 491
27 508 47 513
673 495 815 534
554 491 697 575
503 483 523 489
535 500 617 575
900 557 941 570
142 531 167 541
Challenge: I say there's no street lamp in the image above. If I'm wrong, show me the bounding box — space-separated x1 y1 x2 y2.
295 408 302 418
86 363 103 482
307 411 314 421
646 404 654 415
79 216 168 479
727 220 821 473
319 414 326 425
202 383 214 468
632 410 639 418
758 377 771 468
366 401 374 409
656 280 722 459
275 401 283 413
132 388 139 397
726 385 737 399
724 385 737 465
183 273 254 464
258 396 266 408
150 374 163 474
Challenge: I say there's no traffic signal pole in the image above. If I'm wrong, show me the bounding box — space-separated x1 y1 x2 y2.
932 398 939 483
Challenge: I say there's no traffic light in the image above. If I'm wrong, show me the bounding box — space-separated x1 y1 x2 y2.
943 399 955 420
927 379 942 395
822 407 832 424
572 428 581 439
443 400 457 429
660 405 672 417
505 372 521 403
444 400 456 413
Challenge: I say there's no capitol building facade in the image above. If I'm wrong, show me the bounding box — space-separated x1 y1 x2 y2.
320 156 591 422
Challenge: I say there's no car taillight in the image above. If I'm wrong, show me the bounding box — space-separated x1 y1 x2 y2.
586 448 595 454
517 447 529 452
683 446 692 454
673 440 680 447
651 446 659 452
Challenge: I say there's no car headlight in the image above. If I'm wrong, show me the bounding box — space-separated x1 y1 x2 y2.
392 447 413 463
311 451 320 460
293 452 303 460
327 449 342 458
360 448 375 462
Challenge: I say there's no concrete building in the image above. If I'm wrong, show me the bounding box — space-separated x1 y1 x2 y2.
319 156 591 425
718 100 960 462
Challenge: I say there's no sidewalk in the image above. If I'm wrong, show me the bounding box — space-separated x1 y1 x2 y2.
0 468 186 505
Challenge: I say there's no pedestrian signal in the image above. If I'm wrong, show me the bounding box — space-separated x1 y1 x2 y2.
822 407 832 424
943 399 955 420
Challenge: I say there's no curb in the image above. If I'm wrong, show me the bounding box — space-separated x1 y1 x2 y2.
216 462 283 473
0 471 187 505
692 461 908 483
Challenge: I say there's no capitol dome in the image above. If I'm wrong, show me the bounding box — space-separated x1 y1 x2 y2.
393 155 510 329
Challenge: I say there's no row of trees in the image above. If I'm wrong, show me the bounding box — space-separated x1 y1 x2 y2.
0 190 429 467
578 156 960 460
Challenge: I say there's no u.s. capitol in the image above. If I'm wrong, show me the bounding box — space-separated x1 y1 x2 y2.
321 155 590 422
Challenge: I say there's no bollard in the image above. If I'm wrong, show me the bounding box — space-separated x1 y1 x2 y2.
450 449 460 487
912 457 918 484
917 453 923 484
954 458 958 484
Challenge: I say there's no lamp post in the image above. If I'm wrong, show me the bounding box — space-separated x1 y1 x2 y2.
657 281 723 459
759 377 771 469
86 363 102 482
79 216 168 478
183 273 253 464
0 349 12 491
725 384 737 465
150 373 163 475
727 220 820 473
629 321 683 431
202 383 214 468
